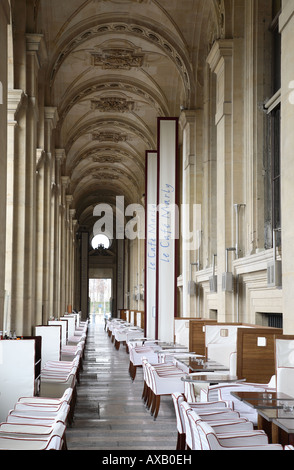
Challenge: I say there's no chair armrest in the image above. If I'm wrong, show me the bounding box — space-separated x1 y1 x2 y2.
217 430 269 447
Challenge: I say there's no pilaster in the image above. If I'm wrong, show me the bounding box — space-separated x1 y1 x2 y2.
207 39 235 321
280 0 294 333
179 110 199 317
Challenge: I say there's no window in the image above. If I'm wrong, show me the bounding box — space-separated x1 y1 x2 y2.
271 104 281 232
91 234 111 250
264 1 281 249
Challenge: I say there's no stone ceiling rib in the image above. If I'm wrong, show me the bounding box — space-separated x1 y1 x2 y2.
46 18 193 99
33 0 220 232
57 76 169 126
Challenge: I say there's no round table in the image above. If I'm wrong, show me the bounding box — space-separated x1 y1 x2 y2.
181 374 245 385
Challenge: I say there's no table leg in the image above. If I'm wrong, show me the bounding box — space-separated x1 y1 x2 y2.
257 414 264 430
271 423 279 444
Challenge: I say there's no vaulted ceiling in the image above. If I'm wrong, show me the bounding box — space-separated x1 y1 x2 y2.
34 0 223 236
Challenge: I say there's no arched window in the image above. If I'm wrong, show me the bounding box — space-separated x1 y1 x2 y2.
91 234 111 250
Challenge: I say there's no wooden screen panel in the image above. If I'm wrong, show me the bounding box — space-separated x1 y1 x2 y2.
140 311 145 330
134 310 139 326
237 328 282 383
119 309 127 321
189 320 217 357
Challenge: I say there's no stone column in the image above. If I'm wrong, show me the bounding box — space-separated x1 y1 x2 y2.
59 176 70 316
65 195 74 311
35 149 46 325
68 210 77 310
53 149 65 316
72 218 79 311
43 108 58 320
207 40 235 321
4 90 26 334
24 33 47 332
280 1 294 333
0 0 9 332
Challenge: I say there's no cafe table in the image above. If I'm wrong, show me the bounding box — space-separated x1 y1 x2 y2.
230 391 292 409
231 390 294 445
181 373 245 386
157 342 188 350
176 357 229 373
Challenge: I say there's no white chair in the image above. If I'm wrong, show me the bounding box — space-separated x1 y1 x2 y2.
146 363 186 419
200 380 276 426
6 402 70 429
40 355 79 400
0 422 66 450
172 392 231 450
143 361 184 411
186 408 258 450
194 419 283 450
17 388 73 406
142 359 178 408
180 400 251 450
128 344 159 380
17 388 74 424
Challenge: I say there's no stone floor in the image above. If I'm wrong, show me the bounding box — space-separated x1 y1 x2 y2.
66 319 178 451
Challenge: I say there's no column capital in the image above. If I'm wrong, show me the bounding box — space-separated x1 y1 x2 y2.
179 109 197 130
7 89 27 120
69 209 76 221
206 39 233 74
207 39 233 124
26 33 48 66
61 176 70 187
66 195 74 206
55 149 66 163
45 107 59 129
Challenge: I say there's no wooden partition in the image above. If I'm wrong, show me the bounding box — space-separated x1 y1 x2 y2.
189 319 218 356
118 309 127 321
236 327 282 383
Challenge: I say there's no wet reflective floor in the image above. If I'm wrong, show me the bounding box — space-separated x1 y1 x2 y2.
66 319 178 451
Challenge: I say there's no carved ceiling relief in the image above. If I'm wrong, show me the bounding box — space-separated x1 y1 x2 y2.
68 148 143 177
91 48 144 70
49 22 191 94
91 97 135 112
73 170 139 192
59 82 164 122
217 0 225 38
92 131 128 143
92 156 122 164
101 0 146 3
